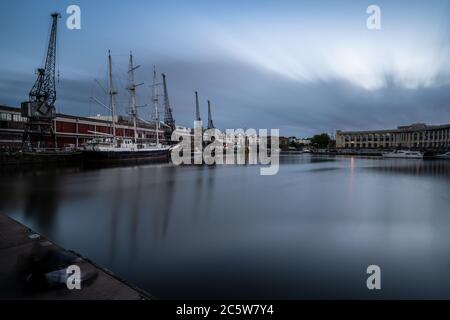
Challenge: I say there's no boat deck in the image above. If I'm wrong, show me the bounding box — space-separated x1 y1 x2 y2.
0 214 152 300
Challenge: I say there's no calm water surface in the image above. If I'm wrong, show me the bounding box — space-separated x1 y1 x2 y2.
1 155 450 299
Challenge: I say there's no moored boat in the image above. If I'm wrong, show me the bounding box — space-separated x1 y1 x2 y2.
82 137 171 163
20 147 83 164
434 151 450 159
382 150 423 159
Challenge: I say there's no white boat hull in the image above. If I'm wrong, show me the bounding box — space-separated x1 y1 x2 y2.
382 151 423 159
434 154 450 159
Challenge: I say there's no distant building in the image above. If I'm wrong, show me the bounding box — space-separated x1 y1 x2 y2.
279 136 290 151
287 136 310 145
336 123 450 150
297 138 311 146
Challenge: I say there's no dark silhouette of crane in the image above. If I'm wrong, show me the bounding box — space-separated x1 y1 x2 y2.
195 91 201 122
21 13 60 149
161 73 175 130
207 100 214 129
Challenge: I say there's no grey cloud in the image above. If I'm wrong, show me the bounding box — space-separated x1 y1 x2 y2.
2 58 450 138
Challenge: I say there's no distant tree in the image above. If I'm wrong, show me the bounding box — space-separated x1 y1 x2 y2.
289 140 300 149
310 133 331 148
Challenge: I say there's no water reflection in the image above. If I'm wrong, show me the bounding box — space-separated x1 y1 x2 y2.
365 159 450 177
109 169 121 264
129 168 142 261
24 172 59 236
1 156 450 299
152 166 175 240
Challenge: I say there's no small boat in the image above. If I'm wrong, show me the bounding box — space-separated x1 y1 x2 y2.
382 150 423 159
434 151 450 159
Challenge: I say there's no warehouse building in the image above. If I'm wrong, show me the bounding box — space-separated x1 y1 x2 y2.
0 105 167 150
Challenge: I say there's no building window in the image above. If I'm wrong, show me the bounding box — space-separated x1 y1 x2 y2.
0 113 12 121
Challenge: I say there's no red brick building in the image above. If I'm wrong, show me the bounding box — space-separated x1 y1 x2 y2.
0 105 167 150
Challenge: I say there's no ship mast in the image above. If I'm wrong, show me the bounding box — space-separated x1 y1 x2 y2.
127 51 140 140
152 66 160 145
108 50 117 139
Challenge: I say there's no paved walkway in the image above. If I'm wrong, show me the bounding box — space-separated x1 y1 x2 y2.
0 214 151 300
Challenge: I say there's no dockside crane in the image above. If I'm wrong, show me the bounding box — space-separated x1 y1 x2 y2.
207 100 214 129
21 12 60 149
161 73 175 143
161 73 175 130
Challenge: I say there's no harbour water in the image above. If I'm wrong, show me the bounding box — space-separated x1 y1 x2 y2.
1 154 450 299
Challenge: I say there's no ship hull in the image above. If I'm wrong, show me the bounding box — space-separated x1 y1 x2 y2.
82 149 170 164
434 155 450 159
21 150 83 164
382 154 423 159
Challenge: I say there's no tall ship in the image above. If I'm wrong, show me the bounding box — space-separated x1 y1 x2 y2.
82 51 172 163
434 151 450 159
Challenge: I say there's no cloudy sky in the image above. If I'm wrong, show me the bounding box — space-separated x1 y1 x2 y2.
1 0 450 136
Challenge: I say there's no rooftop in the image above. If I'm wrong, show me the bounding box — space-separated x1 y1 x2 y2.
337 123 450 135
